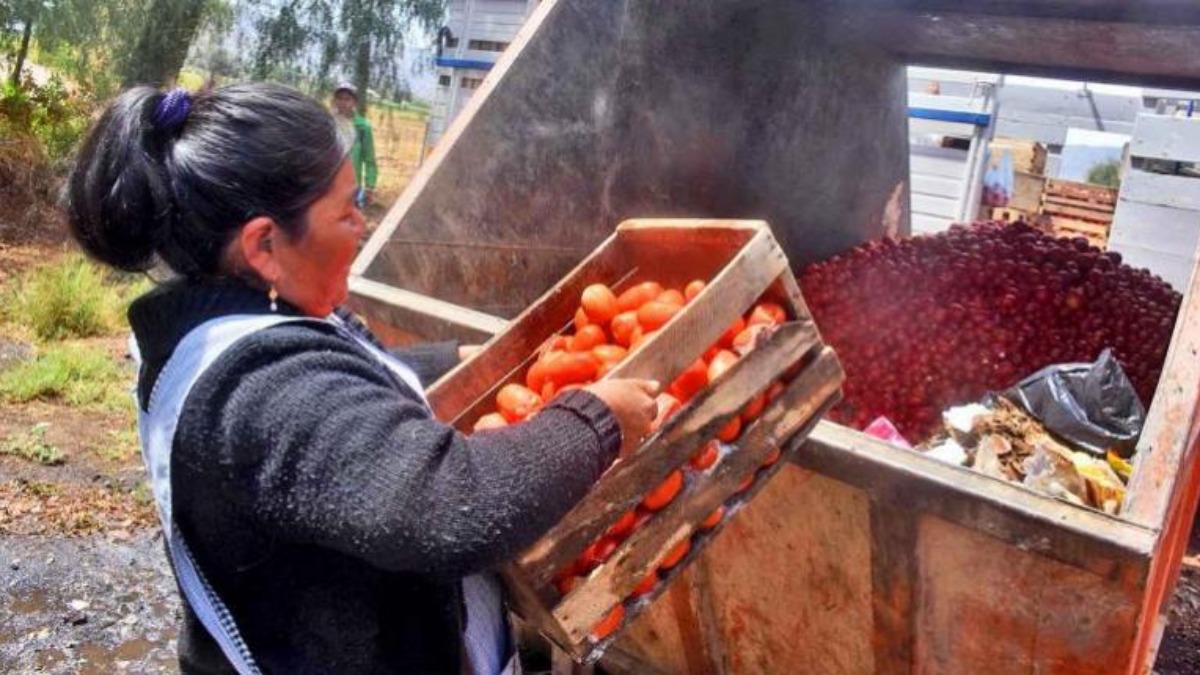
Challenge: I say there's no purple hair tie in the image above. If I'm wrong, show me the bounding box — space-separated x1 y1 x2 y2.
152 88 192 133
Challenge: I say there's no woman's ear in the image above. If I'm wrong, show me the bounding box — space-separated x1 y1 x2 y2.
237 216 282 285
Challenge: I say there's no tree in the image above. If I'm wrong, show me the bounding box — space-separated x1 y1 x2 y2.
122 0 210 87
250 0 443 112
1087 158 1122 190
3 0 40 87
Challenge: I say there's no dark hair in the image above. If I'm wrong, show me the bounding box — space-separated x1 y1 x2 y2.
65 83 345 277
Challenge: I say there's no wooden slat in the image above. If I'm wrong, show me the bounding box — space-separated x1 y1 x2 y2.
1045 178 1118 206
910 146 969 179
1130 114 1200 165
1125 251 1200 527
348 276 508 335
1042 199 1116 223
553 354 843 649
912 193 960 220
911 173 962 199
1120 171 1200 212
518 321 822 588
1109 200 1200 255
1050 216 1110 236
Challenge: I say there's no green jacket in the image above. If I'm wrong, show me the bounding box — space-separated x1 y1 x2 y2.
348 112 377 190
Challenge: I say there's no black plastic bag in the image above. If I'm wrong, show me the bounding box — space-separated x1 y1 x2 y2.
1003 349 1146 458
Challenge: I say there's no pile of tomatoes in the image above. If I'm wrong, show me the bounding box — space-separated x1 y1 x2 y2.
469 277 794 642
800 222 1182 441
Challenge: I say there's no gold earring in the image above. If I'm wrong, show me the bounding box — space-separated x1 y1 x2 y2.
268 285 279 312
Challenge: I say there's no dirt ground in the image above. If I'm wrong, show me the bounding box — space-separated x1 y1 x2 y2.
4 112 1200 672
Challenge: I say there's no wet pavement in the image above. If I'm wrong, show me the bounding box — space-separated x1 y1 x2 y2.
1 532 179 674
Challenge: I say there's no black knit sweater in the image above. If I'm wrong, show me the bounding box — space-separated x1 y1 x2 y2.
129 280 622 674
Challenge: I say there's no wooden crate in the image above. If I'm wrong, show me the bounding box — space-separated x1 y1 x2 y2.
989 206 1031 223
1010 170 1047 212
427 219 843 662
1050 216 1110 249
989 137 1048 175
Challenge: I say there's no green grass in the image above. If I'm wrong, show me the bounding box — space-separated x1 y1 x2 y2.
0 343 131 409
1 423 64 465
131 480 154 508
95 424 139 463
3 255 142 340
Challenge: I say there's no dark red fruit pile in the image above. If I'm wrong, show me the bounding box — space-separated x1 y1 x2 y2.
799 221 1182 441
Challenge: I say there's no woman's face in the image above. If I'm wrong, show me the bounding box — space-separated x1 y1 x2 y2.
274 161 365 317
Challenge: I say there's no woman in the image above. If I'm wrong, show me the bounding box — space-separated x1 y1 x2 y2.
65 83 658 674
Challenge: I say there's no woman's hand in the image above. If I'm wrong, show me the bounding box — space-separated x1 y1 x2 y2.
584 379 660 457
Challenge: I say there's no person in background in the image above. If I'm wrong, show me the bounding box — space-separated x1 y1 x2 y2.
65 82 659 674
332 82 378 208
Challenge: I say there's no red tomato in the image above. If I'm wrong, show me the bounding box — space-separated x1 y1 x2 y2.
592 344 628 365
657 289 685 306
540 334 569 355
689 441 719 470
605 510 638 540
581 284 619 324
637 300 681 331
570 324 607 351
543 351 599 388
684 280 706 302
473 413 509 432
668 359 708 402
650 393 682 431
574 307 591 331
741 391 768 424
716 416 742 443
581 537 619 569
707 350 740 383
541 380 557 401
617 281 664 312
630 571 658 599
597 360 615 378
641 470 683 511
699 506 725 530
610 311 640 347
719 316 746 348
555 573 580 597
737 475 754 493
761 447 782 468
525 358 551 392
659 538 691 571
747 301 787 327
496 384 543 422
554 564 578 595
631 508 654 533
591 604 625 642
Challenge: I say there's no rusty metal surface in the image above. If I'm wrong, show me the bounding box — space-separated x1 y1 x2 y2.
355 0 911 320
831 3 1200 90
915 516 1143 673
620 468 876 674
